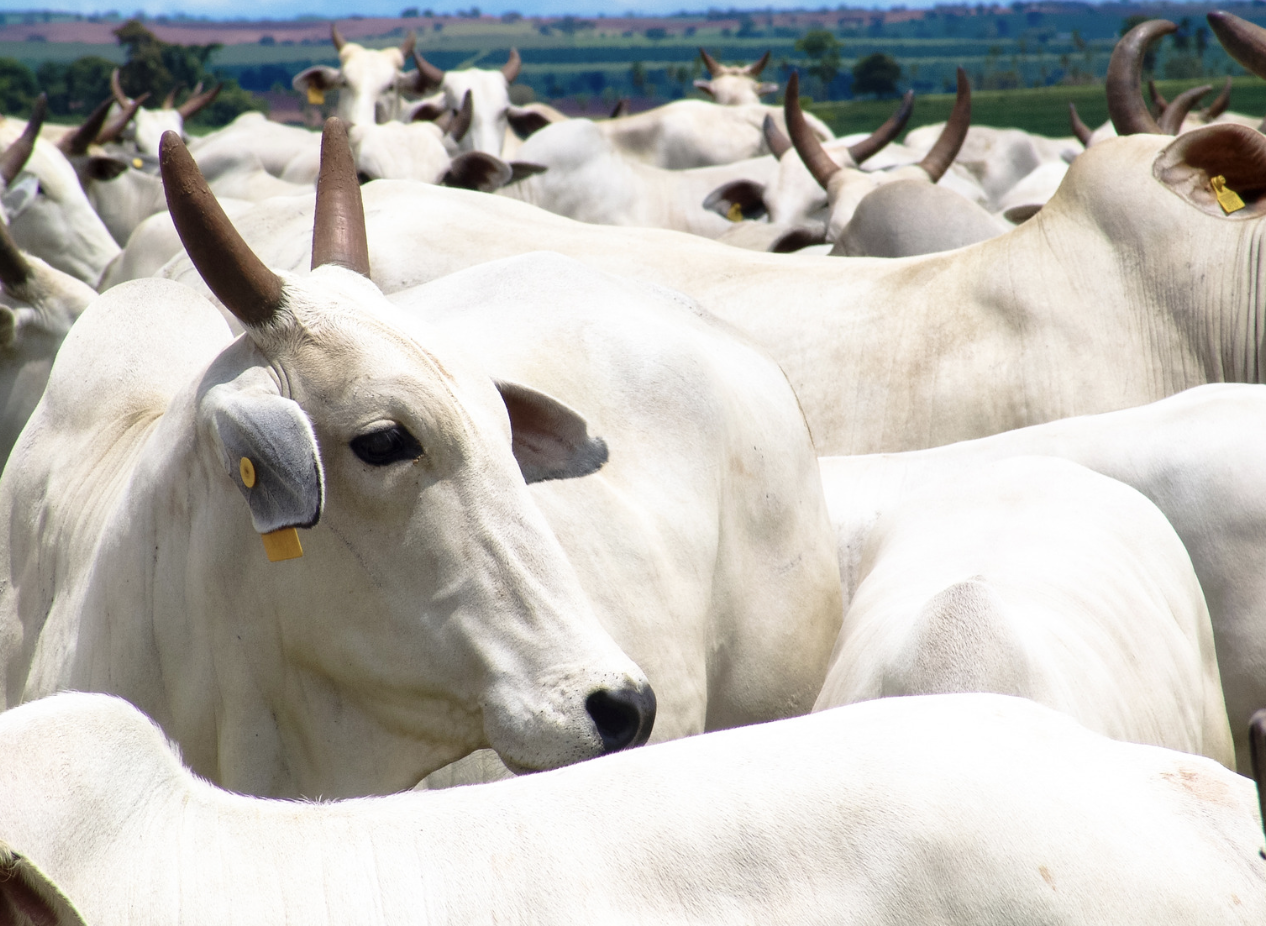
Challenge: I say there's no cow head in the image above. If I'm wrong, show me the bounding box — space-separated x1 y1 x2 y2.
0 96 120 287
0 839 86 926
293 25 428 126
163 119 654 796
694 48 778 106
111 69 221 155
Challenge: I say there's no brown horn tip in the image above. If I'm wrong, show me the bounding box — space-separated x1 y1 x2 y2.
0 217 32 292
400 29 417 58
1158 83 1211 134
1147 79 1169 113
161 84 179 110
747 50 771 77
177 82 222 120
502 48 521 84
699 47 723 77
763 114 791 159
57 95 114 157
448 90 473 142
96 91 149 144
160 130 284 328
848 89 913 165
919 68 970 182
331 23 346 51
412 51 446 89
0 94 45 187
1204 75 1233 119
785 72 840 189
110 68 131 107
1209 11 1266 81
312 118 370 278
1106 19 1174 135
1068 102 1093 146
610 98 630 119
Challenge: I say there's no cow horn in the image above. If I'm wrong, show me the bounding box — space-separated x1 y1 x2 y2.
1147 79 1169 113
177 82 222 119
96 91 149 144
110 68 131 107
918 67 970 183
56 96 114 157
161 85 179 110
1157 83 1211 134
848 89 913 166
785 72 840 189
1208 11 1266 80
448 90 473 142
412 51 445 89
160 131 284 329
502 48 521 84
747 50 771 77
763 114 791 159
312 118 370 278
331 23 346 51
400 29 416 58
0 217 31 292
610 98 630 119
1106 19 1173 135
1068 102 1093 146
1203 75 1233 119
699 47 723 77
0 94 45 188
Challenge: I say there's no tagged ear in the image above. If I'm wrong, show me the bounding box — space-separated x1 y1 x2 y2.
292 66 345 93
694 79 715 97
703 179 768 220
1154 123 1266 219
497 380 608 483
506 106 551 139
206 384 325 534
0 844 89 926
442 151 514 192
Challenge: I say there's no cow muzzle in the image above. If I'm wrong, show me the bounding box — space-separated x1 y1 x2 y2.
586 682 656 753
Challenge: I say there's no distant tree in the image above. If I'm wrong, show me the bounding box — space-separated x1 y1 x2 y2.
645 27 667 40
852 52 900 97
796 27 842 94
402 7 420 16
629 60 646 95
37 55 114 116
0 58 38 116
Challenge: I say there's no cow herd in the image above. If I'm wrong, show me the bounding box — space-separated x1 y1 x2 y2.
0 9 1264 926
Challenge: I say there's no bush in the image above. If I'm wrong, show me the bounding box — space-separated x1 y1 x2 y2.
853 52 901 98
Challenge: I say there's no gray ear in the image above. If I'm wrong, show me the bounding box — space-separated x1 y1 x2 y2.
207 385 325 533
497 381 608 483
292 66 345 93
0 844 88 926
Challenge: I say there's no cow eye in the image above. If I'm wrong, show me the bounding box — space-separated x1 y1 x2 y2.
350 425 423 466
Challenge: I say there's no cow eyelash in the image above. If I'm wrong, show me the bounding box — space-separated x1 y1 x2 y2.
350 424 423 466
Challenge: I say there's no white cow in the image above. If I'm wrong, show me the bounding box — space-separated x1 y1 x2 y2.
291 25 427 126
189 112 321 182
816 383 1266 773
108 69 221 156
0 691 1261 926
815 456 1234 767
694 48 778 105
0 122 654 799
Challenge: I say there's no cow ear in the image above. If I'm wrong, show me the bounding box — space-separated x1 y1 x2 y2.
85 155 129 181
506 105 550 140
703 179 768 220
1154 123 1266 219
769 225 825 253
507 161 547 184
292 66 345 93
205 384 325 534
408 99 448 123
694 79 715 97
0 845 89 926
496 381 608 484
442 152 513 192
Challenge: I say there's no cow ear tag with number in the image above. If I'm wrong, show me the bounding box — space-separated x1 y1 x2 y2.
308 86 326 106
1211 175 1246 214
239 455 303 562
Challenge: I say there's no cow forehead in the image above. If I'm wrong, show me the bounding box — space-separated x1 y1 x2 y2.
443 70 509 106
341 44 405 90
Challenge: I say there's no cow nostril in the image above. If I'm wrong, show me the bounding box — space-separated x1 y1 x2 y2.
586 685 656 753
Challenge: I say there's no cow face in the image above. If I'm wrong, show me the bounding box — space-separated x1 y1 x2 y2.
293 38 424 127
438 69 514 156
694 73 778 107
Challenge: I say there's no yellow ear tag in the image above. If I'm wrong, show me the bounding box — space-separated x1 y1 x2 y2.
307 86 326 106
1211 175 1246 215
131 157 143 169
261 527 304 562
239 456 256 488
726 201 744 222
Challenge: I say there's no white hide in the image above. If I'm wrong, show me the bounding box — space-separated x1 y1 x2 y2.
350 120 453 183
815 456 1233 767
0 691 1262 926
0 271 652 799
189 113 321 182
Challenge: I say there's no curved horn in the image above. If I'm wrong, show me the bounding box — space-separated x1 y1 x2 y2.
1203 75 1233 119
400 29 416 58
1106 19 1174 135
785 72 840 189
110 68 131 107
96 91 149 144
1068 102 1093 146
699 47 723 77
848 89 913 165
501 48 522 84
412 51 445 89
762 114 790 159
746 50 771 77
56 96 114 157
0 94 45 187
161 85 179 110
331 23 346 51
312 118 370 277
160 130 284 329
1157 82 1211 134
448 90 473 142
1208 11 1266 80
610 98 630 119
1147 79 1169 113
0 216 32 292
918 67 970 182
177 82 222 120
